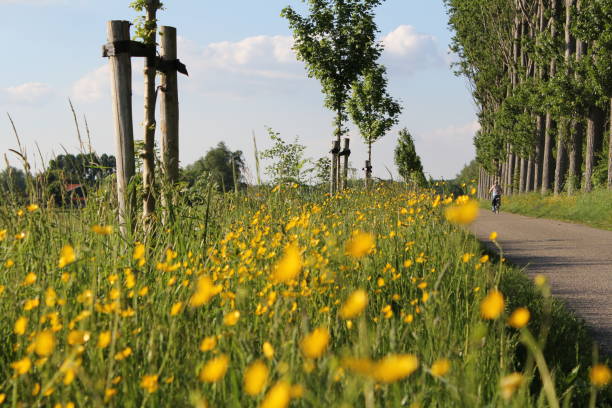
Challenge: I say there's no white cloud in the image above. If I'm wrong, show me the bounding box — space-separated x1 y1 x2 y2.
71 65 109 103
428 120 481 141
382 25 446 74
0 82 53 104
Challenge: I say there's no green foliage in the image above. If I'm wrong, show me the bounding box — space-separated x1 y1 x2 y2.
182 142 244 193
313 157 331 186
0 166 27 202
347 64 402 152
454 159 480 188
259 128 312 185
394 128 426 187
281 0 384 137
129 0 164 43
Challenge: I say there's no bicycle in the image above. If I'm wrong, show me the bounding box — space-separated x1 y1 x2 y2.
492 196 501 214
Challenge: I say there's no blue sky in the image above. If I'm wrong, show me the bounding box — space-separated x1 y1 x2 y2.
0 0 478 181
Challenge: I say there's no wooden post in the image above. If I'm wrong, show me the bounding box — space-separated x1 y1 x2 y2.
107 20 135 233
330 140 339 194
365 160 372 189
340 138 350 190
160 26 180 184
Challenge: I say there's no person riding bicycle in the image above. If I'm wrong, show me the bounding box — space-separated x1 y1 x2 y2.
489 181 503 213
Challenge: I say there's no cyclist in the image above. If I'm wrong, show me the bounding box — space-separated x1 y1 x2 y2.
489 181 503 213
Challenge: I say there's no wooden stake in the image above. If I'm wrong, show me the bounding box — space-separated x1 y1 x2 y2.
160 26 180 184
342 138 350 190
107 20 135 232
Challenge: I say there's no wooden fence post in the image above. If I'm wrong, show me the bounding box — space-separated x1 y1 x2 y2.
160 26 180 184
330 140 340 194
365 160 372 189
341 137 350 190
107 20 136 233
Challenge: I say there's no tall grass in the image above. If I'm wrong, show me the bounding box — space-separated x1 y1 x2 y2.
0 182 609 407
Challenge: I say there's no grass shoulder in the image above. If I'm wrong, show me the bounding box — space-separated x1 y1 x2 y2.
480 189 612 231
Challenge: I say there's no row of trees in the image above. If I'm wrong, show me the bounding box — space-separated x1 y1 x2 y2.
445 0 612 198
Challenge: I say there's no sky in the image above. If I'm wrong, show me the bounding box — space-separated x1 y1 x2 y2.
0 0 478 182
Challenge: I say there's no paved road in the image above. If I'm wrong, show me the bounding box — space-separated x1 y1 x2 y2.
470 210 612 354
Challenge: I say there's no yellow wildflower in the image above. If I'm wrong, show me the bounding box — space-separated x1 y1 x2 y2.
444 199 479 225
300 327 330 359
500 372 524 400
67 330 90 346
34 331 55 357
243 360 269 396
199 354 229 383
91 225 113 235
261 381 291 408
140 375 159 393
371 354 419 383
0 229 6 241
26 204 39 212
98 331 112 349
199 336 217 352
272 244 302 283
22 273 37 286
339 289 368 319
430 358 450 377
590 364 611 387
263 342 275 359
346 231 375 258
11 357 31 375
189 276 221 307
480 290 505 320
489 231 498 241
507 308 530 329
58 245 76 268
14 316 28 335
170 302 183 316
223 311 240 326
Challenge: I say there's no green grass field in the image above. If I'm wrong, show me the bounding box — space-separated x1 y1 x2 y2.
486 189 612 231
0 184 610 407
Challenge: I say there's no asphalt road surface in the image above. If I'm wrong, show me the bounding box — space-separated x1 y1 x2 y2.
470 210 612 354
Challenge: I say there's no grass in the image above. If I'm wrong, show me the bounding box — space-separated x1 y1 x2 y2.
0 183 610 407
485 189 612 231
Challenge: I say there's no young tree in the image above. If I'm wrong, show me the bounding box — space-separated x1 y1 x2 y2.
394 128 426 187
130 0 163 219
282 0 383 190
259 128 312 185
347 64 401 186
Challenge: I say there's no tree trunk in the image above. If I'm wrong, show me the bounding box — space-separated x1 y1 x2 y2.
534 114 544 191
507 150 515 195
542 0 558 194
519 156 527 193
513 153 520 194
567 0 583 195
608 100 612 189
142 4 159 221
160 26 180 185
526 155 534 192
583 106 604 192
554 127 567 195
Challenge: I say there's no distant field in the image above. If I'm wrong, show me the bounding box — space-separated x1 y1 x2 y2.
0 185 609 407
481 189 612 231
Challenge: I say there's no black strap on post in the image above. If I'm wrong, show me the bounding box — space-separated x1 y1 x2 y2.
339 148 351 157
102 40 156 58
330 142 341 155
156 57 189 76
